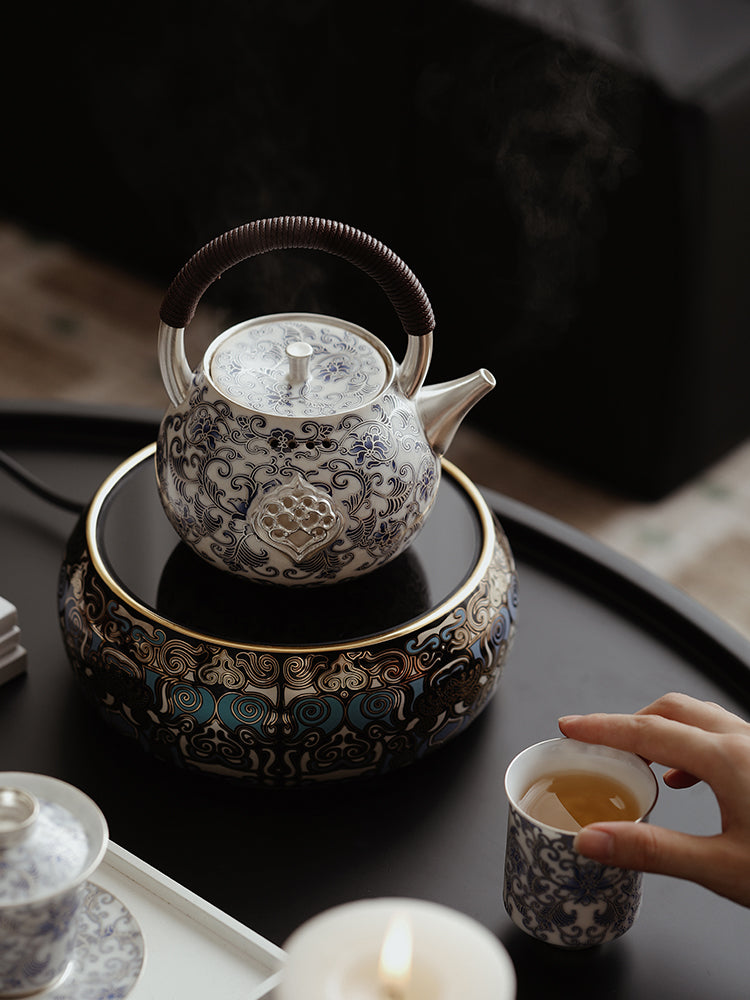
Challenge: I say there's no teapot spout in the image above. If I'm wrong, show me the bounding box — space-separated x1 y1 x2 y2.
417 369 496 457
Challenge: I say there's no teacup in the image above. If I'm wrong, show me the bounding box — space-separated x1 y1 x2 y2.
0 772 108 996
503 738 658 949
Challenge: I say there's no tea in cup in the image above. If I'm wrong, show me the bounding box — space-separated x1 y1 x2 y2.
503 738 658 949
518 769 643 830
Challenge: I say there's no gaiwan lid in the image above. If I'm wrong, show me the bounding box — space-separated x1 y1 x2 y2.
0 772 108 905
207 315 390 418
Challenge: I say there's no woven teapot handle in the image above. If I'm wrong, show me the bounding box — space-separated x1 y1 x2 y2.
158 216 434 406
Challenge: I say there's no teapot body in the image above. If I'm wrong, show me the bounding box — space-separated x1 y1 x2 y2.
156 314 442 586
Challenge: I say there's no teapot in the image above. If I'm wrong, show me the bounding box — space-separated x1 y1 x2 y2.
155 216 494 586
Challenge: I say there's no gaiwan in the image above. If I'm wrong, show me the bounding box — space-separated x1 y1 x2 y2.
155 216 494 586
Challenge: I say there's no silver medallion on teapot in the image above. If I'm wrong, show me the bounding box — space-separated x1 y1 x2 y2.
156 217 494 586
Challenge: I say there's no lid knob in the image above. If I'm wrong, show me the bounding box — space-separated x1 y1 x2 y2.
286 341 313 384
0 787 39 849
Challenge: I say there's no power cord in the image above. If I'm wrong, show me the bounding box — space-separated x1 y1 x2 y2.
0 449 85 515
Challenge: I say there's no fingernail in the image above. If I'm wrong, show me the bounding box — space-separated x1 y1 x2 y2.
558 715 582 726
575 828 615 862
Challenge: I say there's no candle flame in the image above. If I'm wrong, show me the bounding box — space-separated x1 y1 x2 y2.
378 913 413 999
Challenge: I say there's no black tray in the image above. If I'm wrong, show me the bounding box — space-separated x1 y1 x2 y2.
1 402 749 999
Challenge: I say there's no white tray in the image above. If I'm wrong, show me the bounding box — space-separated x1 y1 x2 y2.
97 842 286 999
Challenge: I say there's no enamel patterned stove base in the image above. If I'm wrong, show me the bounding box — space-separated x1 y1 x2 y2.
58 446 518 787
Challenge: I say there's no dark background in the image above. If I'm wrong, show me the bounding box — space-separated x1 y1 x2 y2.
4 0 750 497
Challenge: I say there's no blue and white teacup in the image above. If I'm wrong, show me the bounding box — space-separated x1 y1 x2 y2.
0 773 108 996
503 738 658 949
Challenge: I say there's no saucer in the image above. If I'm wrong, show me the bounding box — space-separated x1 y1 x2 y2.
43 881 144 999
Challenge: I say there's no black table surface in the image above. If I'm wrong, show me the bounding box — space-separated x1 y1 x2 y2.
2 402 750 999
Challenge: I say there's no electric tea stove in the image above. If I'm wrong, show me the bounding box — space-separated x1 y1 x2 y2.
58 446 517 786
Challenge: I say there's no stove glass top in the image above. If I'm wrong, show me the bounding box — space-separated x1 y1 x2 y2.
94 454 485 646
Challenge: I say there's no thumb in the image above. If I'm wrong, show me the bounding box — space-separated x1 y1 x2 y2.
574 821 720 885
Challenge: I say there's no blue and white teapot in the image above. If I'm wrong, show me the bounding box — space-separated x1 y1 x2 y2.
155 217 494 586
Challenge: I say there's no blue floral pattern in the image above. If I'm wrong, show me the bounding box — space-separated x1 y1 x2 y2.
0 800 88 905
209 319 387 417
0 886 82 994
156 374 442 586
503 806 643 948
45 883 143 1000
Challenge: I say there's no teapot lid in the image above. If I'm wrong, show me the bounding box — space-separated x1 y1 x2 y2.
208 315 390 418
0 773 108 905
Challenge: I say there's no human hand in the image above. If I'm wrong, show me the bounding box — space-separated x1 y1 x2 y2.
558 692 750 907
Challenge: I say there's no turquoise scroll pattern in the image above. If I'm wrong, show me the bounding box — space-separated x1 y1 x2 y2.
58 527 518 786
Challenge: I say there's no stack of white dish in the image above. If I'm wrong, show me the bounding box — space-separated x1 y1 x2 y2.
0 595 26 685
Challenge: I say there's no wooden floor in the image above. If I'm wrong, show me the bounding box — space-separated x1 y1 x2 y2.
2 218 750 642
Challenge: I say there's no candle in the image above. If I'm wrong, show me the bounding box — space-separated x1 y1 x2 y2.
276 898 516 1000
